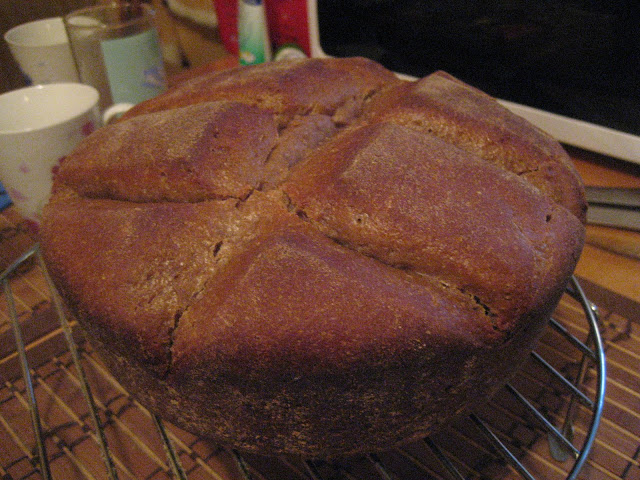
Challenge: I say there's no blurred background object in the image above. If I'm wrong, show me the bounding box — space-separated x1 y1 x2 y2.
1 0 92 94
160 0 228 69
0 0 228 95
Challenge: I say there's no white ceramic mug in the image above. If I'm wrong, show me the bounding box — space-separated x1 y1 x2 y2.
0 83 130 228
4 17 80 85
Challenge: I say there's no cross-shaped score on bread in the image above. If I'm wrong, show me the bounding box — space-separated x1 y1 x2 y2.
39 57 586 457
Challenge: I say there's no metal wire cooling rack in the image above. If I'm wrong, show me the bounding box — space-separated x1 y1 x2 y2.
1 244 606 480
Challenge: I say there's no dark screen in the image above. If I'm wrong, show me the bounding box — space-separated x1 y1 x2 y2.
317 0 640 136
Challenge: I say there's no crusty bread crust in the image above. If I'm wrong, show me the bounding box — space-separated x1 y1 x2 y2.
40 57 585 457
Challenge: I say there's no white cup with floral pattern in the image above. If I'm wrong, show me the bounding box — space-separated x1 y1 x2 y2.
0 83 102 230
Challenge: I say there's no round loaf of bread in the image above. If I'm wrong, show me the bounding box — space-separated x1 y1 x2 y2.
40 57 586 457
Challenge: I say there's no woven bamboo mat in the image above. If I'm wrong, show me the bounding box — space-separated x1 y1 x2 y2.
0 206 638 480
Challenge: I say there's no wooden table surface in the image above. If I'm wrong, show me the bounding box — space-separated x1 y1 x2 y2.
568 147 640 322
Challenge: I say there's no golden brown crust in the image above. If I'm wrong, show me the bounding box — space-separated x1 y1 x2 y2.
40 57 586 457
56 101 279 202
40 194 240 374
121 56 400 126
364 71 587 221
282 121 583 332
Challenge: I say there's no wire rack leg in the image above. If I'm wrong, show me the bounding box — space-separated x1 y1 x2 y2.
36 246 120 480
3 271 52 480
153 414 189 480
423 437 466 480
564 276 607 480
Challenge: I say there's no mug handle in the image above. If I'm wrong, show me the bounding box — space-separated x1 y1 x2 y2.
103 103 134 125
